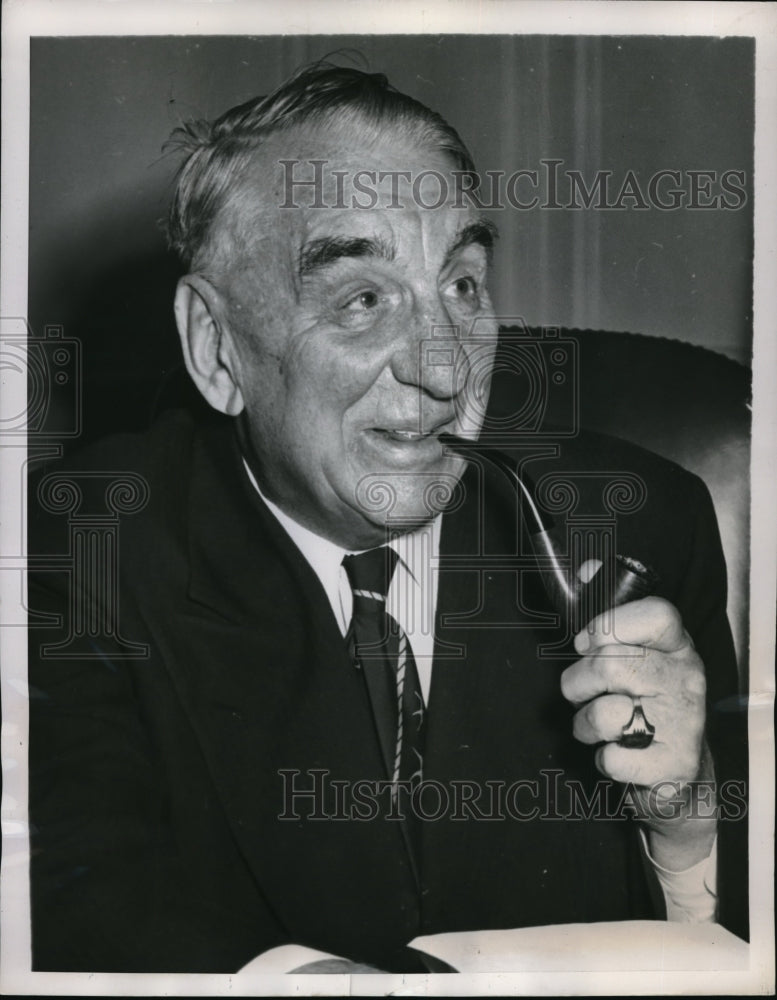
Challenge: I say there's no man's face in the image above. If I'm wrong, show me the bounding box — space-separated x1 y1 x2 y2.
214 124 498 549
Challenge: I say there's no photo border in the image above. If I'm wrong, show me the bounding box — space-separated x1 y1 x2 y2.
2 2 775 995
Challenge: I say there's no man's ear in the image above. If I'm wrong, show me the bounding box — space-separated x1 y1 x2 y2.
174 274 245 416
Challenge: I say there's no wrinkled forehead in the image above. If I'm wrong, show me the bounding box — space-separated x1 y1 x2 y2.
214 122 479 274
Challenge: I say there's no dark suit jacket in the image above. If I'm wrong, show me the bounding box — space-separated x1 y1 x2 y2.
28 409 748 972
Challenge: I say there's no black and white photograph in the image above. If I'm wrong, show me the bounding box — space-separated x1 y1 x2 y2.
1 1 775 995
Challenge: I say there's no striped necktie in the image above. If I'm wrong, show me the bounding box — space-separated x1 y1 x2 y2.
342 547 425 798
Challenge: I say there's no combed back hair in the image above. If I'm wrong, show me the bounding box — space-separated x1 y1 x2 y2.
165 59 477 270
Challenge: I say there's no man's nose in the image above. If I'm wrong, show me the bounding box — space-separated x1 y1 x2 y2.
388 295 468 400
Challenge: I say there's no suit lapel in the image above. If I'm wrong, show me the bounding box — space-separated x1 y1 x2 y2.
156 421 420 957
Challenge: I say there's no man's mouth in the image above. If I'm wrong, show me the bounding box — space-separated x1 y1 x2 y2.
370 418 455 444
360 419 462 470
373 428 434 442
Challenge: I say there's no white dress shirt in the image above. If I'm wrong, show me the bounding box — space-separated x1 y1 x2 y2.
241 460 717 969
247 462 439 702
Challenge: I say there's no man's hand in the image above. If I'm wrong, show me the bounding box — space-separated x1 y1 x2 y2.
560 596 717 871
290 958 387 973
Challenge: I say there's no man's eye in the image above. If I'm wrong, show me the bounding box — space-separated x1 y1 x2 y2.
342 289 380 313
455 276 477 298
446 275 480 309
332 282 398 330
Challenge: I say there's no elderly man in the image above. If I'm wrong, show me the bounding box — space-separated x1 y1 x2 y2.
29 63 747 973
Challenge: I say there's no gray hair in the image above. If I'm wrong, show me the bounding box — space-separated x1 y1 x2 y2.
165 60 477 271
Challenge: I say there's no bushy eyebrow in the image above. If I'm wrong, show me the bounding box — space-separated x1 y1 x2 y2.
297 219 498 280
298 235 396 278
442 219 499 269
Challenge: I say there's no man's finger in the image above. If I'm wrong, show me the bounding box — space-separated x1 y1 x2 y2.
561 645 657 704
572 693 635 744
573 596 691 655
594 739 702 788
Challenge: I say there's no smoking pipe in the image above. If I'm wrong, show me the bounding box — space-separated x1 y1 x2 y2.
440 433 657 748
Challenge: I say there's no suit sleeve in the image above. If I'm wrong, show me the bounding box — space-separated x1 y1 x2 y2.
670 476 749 941
28 572 285 972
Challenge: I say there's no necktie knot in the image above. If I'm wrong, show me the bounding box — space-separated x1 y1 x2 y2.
343 547 398 614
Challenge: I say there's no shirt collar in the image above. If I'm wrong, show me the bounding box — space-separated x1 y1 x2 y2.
241 458 441 586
